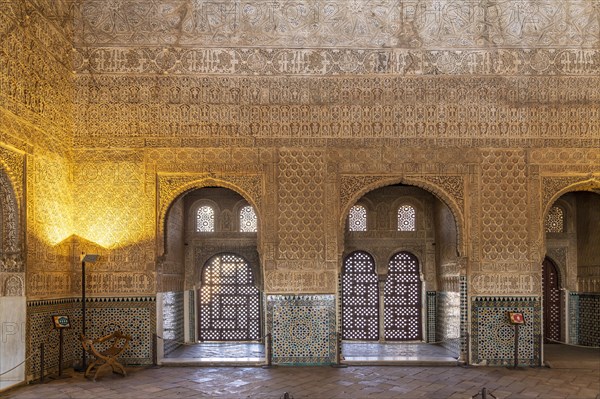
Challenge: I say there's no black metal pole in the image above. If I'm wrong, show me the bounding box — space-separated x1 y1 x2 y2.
40 343 45 384
152 333 158 367
513 324 519 368
81 260 87 371
58 328 64 377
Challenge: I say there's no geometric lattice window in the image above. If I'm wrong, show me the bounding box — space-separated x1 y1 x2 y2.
348 205 367 232
341 251 379 340
239 205 257 232
384 252 422 341
397 204 416 231
196 205 215 232
198 254 260 341
545 206 564 233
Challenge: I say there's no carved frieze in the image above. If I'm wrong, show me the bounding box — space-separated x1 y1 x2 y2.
471 273 541 296
75 1 600 49
264 270 336 294
74 75 600 149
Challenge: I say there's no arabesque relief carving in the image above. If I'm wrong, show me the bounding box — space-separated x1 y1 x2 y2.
76 1 599 49
74 75 600 149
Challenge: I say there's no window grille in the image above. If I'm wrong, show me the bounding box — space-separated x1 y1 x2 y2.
348 205 367 232
397 205 416 231
384 252 422 341
198 254 260 341
341 251 379 340
239 205 257 232
196 205 215 232
545 206 564 233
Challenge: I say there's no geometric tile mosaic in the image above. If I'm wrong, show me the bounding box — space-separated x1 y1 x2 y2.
471 296 541 367
27 296 156 380
267 295 336 365
569 292 579 345
577 294 600 347
426 291 436 343
459 276 468 361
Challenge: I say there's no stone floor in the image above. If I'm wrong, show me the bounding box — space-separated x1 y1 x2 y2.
1 364 599 399
164 341 456 361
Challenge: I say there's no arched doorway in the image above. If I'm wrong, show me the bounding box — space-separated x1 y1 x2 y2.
542 257 561 343
198 253 261 341
341 183 461 362
159 186 263 363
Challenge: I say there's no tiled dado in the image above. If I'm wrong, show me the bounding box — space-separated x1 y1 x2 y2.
26 296 155 379
576 293 600 347
267 295 336 365
471 296 541 367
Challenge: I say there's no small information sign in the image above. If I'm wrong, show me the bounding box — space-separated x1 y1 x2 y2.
508 312 525 325
52 315 71 329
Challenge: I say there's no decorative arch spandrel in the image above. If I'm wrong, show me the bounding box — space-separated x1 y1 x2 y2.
542 176 600 218
339 175 466 257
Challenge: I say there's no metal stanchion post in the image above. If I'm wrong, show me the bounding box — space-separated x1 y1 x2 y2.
152 333 158 366
39 343 45 384
262 333 273 368
513 324 519 369
331 332 347 368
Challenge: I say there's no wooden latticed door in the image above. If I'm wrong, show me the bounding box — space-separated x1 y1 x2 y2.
341 251 379 340
198 253 260 341
542 257 562 343
384 252 422 341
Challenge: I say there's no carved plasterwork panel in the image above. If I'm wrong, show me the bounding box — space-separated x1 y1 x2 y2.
264 270 336 294
74 75 600 149
26 151 73 298
471 150 542 295
276 149 325 262
0 274 24 296
74 47 600 76
471 273 541 296
0 146 24 257
541 176 600 215
1 1 74 146
76 1 600 49
479 150 529 263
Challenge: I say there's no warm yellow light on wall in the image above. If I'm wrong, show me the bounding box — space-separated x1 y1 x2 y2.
73 202 152 249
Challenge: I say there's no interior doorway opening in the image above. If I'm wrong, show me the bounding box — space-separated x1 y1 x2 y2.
341 183 461 363
159 186 264 364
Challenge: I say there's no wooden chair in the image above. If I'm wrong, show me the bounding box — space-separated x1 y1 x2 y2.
81 331 131 381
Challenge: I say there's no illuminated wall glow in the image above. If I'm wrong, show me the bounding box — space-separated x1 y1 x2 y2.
72 159 153 249
32 155 73 246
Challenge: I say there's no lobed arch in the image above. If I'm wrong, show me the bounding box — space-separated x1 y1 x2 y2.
340 176 466 257
542 178 600 219
158 177 261 258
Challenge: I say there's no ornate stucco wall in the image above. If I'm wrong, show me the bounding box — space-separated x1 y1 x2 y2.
0 0 75 385
68 0 599 366
0 0 598 373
